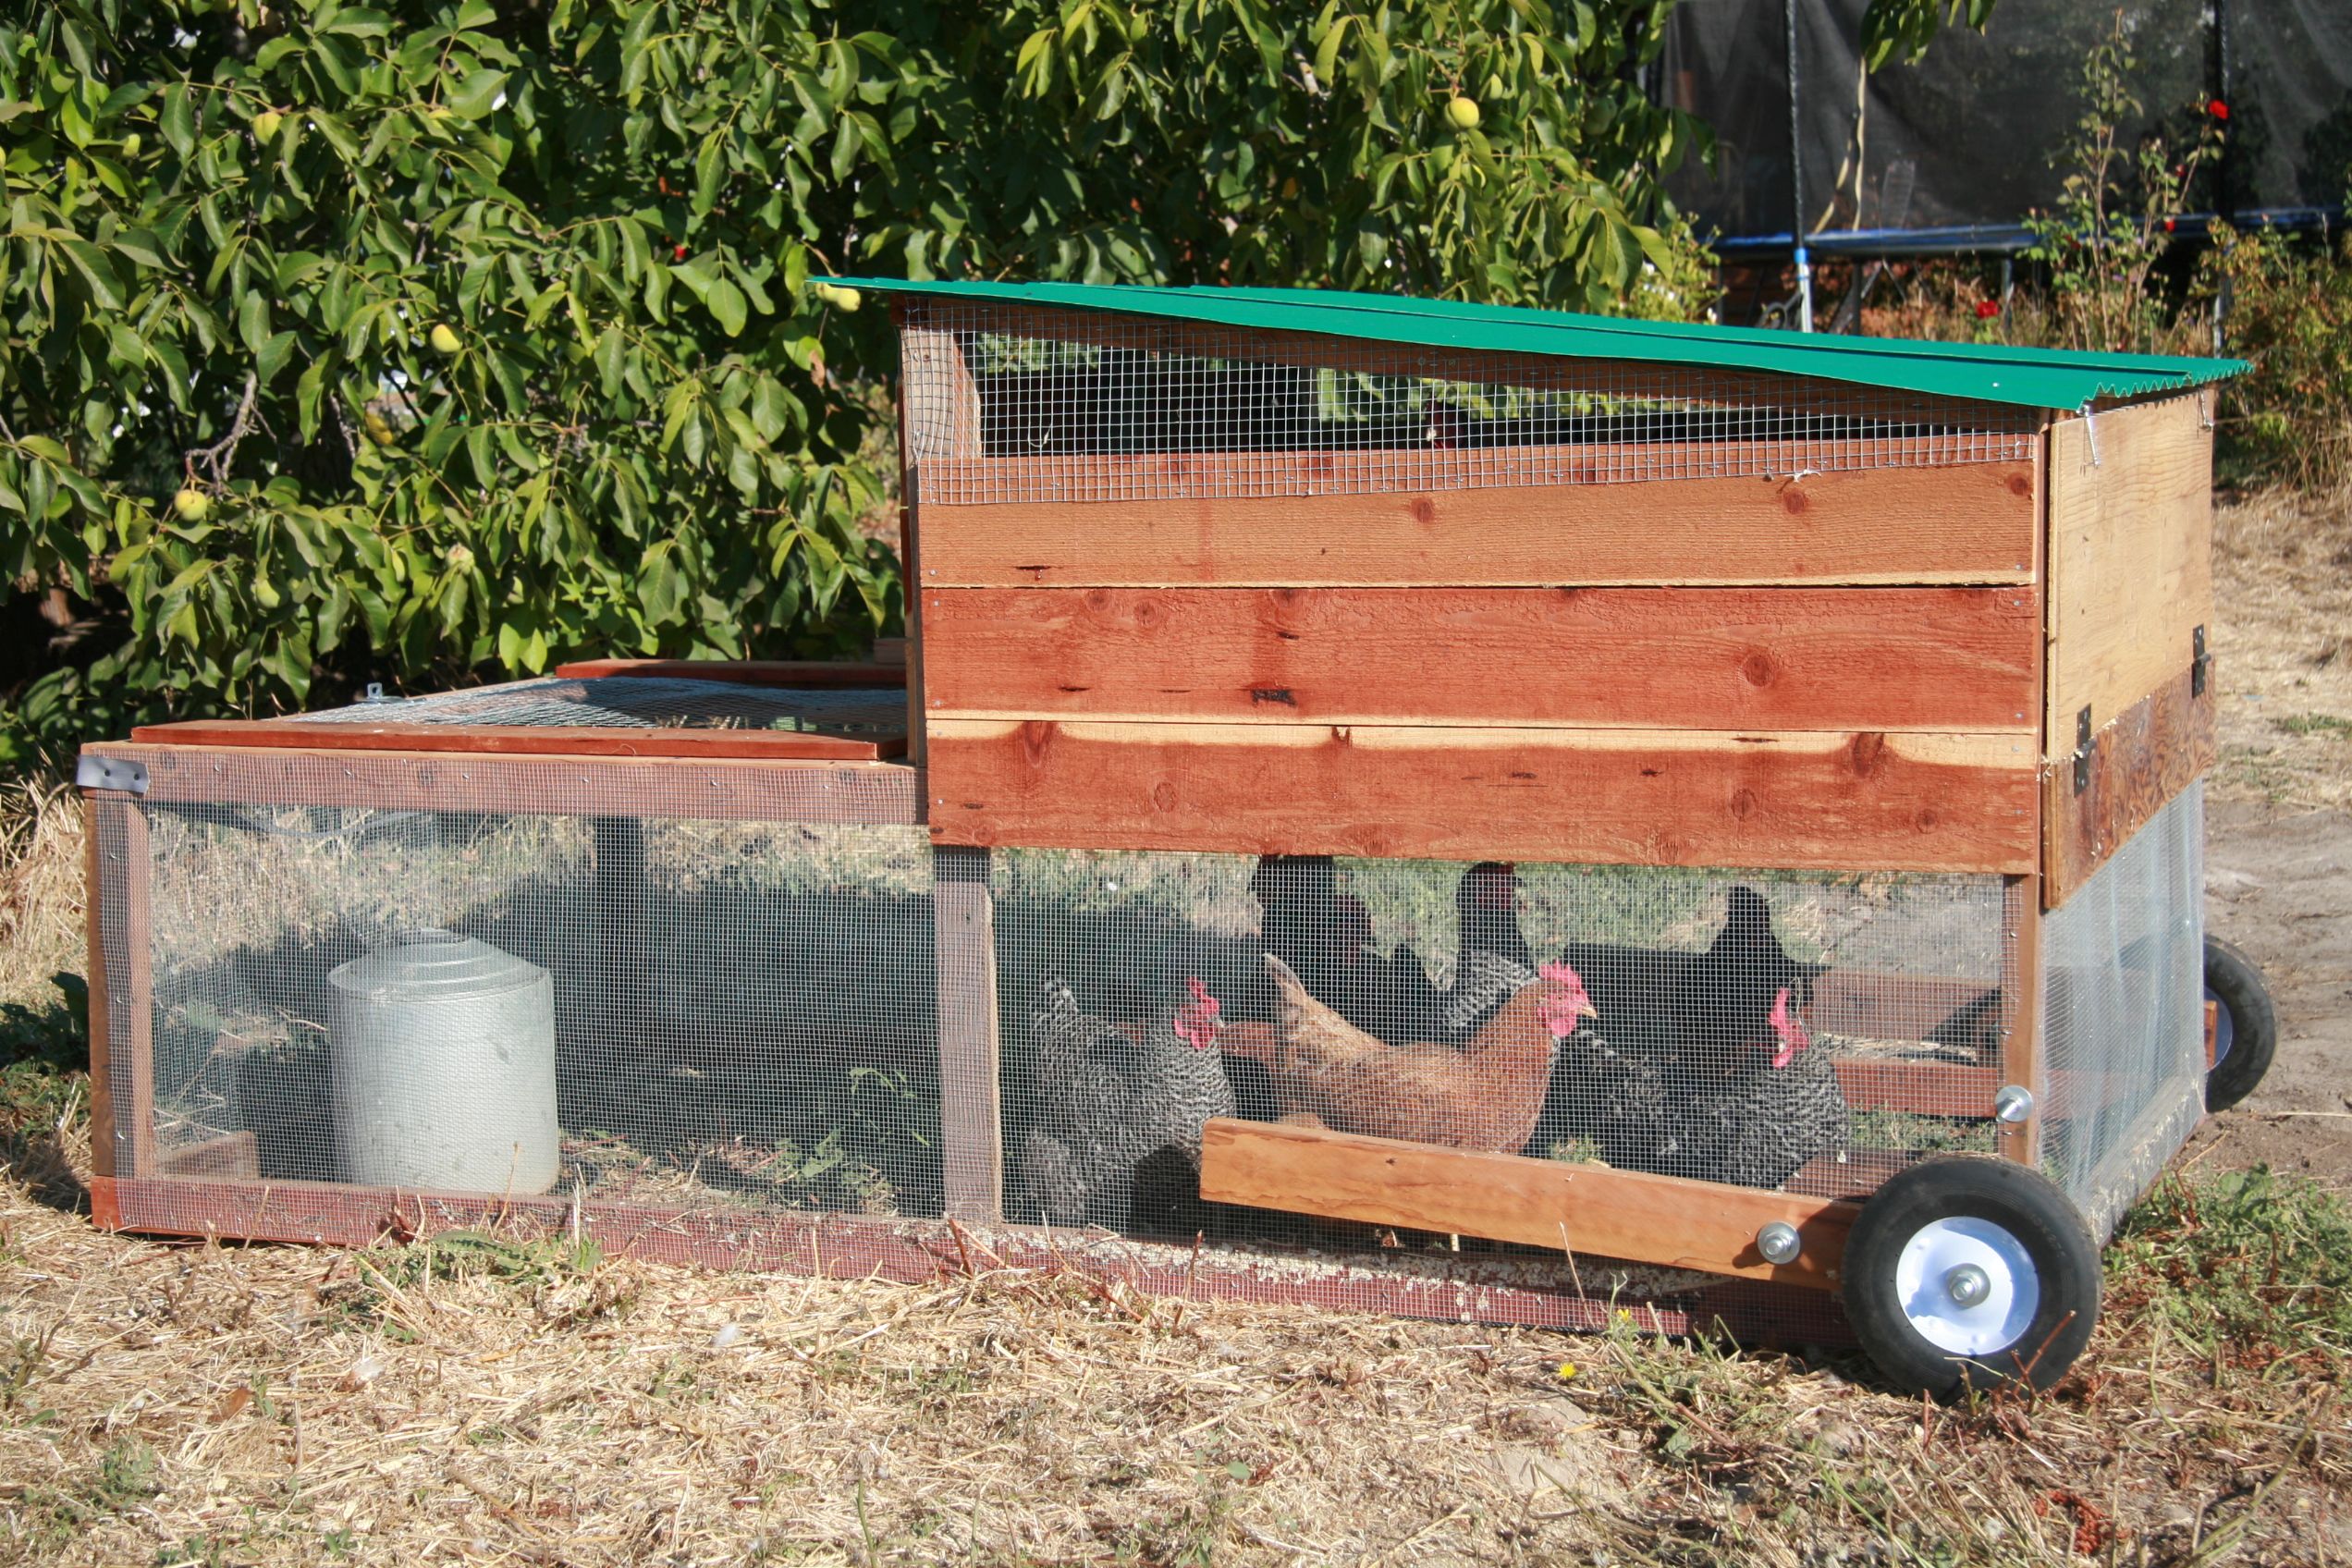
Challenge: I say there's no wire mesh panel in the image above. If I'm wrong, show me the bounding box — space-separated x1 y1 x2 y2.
901 300 2041 506
289 676 904 738
137 799 943 1219
988 848 2015 1243
2040 783 2206 1243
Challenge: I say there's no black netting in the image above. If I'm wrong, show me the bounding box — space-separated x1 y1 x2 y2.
1661 0 2349 240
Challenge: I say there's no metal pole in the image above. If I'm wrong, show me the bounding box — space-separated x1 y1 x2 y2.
1785 0 1812 330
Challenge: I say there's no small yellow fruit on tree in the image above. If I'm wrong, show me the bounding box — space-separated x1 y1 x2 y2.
251 109 284 141
1445 95 1481 131
173 487 211 521
429 323 462 355
815 282 862 312
363 410 398 447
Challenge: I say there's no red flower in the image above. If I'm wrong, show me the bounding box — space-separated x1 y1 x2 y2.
673 243 689 262
2164 217 2177 232
2208 99 2230 121
1975 300 2001 319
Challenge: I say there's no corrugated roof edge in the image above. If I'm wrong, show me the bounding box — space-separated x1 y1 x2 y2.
819 276 2246 413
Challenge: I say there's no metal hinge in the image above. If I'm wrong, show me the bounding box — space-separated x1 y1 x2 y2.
2191 625 2211 698
76 753 149 796
2071 705 2094 796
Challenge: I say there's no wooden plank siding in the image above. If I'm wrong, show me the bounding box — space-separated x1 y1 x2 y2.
924 719 2038 871
2041 665 2217 903
914 459 2040 588
2043 395 2213 755
921 586 2040 733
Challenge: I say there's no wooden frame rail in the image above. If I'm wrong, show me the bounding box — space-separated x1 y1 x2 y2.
1200 1119 1860 1292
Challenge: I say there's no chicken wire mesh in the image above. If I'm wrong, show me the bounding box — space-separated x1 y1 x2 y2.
2040 783 2207 1244
989 849 2020 1243
900 300 2041 506
290 675 905 738
122 795 943 1220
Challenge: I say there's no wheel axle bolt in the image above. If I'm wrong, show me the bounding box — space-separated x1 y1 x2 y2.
1756 1221 1803 1265
1944 1263 1991 1307
1993 1084 2036 1124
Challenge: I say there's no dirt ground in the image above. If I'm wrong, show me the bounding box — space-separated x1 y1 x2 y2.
2192 485 2352 1188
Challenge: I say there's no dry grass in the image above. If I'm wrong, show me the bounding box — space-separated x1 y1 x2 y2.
1 1112 2345 1566
0 781 83 1013
2211 485 2352 811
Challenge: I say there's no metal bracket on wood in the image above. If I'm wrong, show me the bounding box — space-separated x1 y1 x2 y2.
75 753 149 796
2071 705 2094 796
2081 403 2101 467
2191 625 2211 698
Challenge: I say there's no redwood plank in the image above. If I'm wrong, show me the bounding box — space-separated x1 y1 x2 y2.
1832 1060 2002 1116
914 460 2039 588
127 719 902 763
925 719 2039 873
550 658 906 689
2044 396 2213 754
82 742 924 826
922 586 2040 732
81 796 118 1182
1199 1118 1859 1291
2040 666 2215 904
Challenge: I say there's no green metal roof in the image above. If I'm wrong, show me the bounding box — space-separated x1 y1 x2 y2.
821 276 2245 412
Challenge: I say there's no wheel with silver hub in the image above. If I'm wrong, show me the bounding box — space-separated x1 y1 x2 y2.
1843 1157 2100 1399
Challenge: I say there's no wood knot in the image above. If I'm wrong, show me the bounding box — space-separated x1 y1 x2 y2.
1847 732 1889 778
1016 720 1055 766
1407 496 1438 526
1728 788 1758 821
1151 780 1178 812
1739 649 1780 688
2007 473 2031 496
1132 598 1163 629
1780 487 1810 516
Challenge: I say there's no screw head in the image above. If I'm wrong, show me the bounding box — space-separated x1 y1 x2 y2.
1993 1084 2036 1124
1756 1220 1803 1266
1944 1262 1992 1307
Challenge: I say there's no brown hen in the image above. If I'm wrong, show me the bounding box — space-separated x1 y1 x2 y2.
1261 953 1595 1155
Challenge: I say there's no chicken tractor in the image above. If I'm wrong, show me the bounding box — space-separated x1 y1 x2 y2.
76 282 2278 1398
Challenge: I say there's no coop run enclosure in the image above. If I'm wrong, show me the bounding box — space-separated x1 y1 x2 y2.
80 283 2248 1395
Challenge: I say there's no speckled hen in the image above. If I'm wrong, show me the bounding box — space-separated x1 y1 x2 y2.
1011 975 1239 1232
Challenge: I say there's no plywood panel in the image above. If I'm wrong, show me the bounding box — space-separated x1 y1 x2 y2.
1199 1119 1858 1291
925 719 2038 872
2042 667 2216 903
2045 396 2213 752
922 586 2040 732
916 460 2040 588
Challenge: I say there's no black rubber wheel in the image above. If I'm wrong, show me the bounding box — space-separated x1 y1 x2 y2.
1842 1156 2101 1400
2203 934 2278 1113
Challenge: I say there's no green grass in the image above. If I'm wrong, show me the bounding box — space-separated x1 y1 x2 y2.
2104 1164 2352 1377
2274 711 2352 738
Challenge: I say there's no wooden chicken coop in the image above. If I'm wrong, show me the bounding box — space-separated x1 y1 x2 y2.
76 281 2267 1397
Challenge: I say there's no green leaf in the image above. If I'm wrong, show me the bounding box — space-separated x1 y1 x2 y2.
703 277 748 337
447 70 510 121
